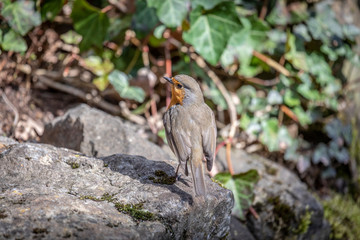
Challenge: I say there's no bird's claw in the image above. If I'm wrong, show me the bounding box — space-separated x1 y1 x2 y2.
176 173 182 181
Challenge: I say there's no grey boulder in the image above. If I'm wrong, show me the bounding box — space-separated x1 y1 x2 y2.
217 148 330 240
40 104 171 161
0 139 233 239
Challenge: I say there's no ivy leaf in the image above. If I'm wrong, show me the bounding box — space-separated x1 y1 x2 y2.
266 0 288 26
60 30 82 45
133 0 158 36
237 85 257 113
328 140 349 164
183 2 241 65
288 2 309 24
214 170 260 220
191 0 224 10
306 2 343 42
108 70 145 102
1 0 41 36
267 90 283 105
84 56 114 76
93 75 109 91
1 30 27 52
71 0 110 51
106 16 132 41
147 0 187 28
248 97 267 113
293 24 311 42
293 106 312 126
285 33 308 71
305 53 335 86
153 25 166 39
325 119 342 140
342 24 360 41
284 89 300 107
120 87 146 103
222 17 271 76
313 143 330 166
41 0 65 21
260 118 294 151
260 118 279 151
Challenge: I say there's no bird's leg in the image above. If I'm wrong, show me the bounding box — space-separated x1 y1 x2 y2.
175 163 182 181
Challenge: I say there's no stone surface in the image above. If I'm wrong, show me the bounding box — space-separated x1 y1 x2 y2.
0 136 18 146
230 216 255 240
216 148 331 240
0 139 233 239
40 104 172 161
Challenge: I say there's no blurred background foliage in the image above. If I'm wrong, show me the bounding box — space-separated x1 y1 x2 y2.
1 0 360 234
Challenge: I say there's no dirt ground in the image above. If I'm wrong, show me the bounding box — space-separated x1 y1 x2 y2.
0 82 81 142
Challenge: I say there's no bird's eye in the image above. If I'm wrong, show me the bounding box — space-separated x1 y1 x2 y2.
177 84 183 89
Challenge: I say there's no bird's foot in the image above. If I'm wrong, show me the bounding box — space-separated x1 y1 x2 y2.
175 173 182 181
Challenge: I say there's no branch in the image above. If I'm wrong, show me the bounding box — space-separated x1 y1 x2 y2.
280 105 299 123
243 77 279 86
252 50 290 77
0 88 19 133
164 39 172 107
259 0 269 20
37 75 146 125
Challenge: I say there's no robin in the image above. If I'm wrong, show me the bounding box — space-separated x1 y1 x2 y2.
163 75 217 196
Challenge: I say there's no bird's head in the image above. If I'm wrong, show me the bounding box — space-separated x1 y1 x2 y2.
163 74 204 109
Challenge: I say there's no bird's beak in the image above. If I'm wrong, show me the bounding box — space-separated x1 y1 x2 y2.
163 76 173 85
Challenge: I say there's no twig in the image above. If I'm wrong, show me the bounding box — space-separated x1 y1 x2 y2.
108 0 127 12
164 39 172 107
253 50 290 77
249 206 260 220
215 140 227 156
101 5 113 13
37 75 146 125
280 105 299 123
226 139 235 175
119 102 147 125
259 0 269 20
189 52 237 176
243 77 279 86
1 89 19 132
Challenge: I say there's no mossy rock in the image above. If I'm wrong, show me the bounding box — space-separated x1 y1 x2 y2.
322 194 360 240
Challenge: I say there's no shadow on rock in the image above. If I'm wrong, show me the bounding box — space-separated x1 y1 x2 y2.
101 154 194 205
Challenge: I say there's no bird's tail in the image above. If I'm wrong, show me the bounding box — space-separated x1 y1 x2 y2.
190 151 207 196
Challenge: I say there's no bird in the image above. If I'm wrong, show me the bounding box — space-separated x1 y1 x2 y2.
163 74 217 196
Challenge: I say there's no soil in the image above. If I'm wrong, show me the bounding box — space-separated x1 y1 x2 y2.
0 83 81 142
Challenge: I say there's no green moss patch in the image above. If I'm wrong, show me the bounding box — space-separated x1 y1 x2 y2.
80 193 155 222
149 170 176 185
322 194 360 240
267 196 295 225
293 208 312 235
266 196 313 237
114 202 155 221
66 161 80 169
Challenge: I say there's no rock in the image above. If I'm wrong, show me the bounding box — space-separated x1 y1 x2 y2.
0 139 233 239
0 136 18 146
40 104 171 161
216 148 331 240
230 216 255 240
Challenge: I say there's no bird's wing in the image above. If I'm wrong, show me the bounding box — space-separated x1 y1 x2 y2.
201 108 217 171
163 109 191 174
